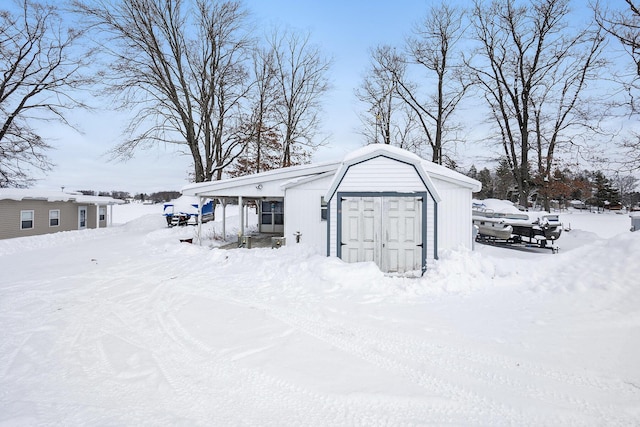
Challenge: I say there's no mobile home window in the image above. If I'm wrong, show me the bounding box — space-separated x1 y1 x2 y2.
99 207 106 221
320 196 328 221
21 210 34 230
49 209 60 227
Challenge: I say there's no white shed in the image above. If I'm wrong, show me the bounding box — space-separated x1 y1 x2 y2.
181 145 480 276
324 145 481 275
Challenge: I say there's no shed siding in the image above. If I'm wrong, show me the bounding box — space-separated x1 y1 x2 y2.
432 179 474 251
0 200 107 240
284 174 334 251
333 157 427 193
426 196 436 267
328 197 338 257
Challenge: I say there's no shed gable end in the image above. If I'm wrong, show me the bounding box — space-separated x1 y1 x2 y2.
331 155 428 196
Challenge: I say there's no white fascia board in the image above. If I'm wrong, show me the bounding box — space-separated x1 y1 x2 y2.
280 170 338 190
181 161 341 197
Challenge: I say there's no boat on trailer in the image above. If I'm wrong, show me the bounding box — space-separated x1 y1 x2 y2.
473 199 562 252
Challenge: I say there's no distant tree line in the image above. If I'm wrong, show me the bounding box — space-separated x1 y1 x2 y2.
76 190 179 203
467 161 640 209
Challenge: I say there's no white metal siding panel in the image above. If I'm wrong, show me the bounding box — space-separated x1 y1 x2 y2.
284 174 333 251
328 197 338 257
335 157 427 193
435 184 474 251
426 196 436 269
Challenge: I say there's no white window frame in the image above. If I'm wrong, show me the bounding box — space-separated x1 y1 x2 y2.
20 210 34 230
49 209 60 227
78 206 87 229
99 206 106 221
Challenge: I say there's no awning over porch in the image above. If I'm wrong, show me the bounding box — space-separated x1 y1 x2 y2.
181 161 341 243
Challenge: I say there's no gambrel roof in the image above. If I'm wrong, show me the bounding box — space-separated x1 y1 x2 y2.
325 145 481 202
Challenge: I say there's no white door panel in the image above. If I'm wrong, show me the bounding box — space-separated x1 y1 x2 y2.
341 196 421 273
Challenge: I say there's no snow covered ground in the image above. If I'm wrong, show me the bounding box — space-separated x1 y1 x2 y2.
0 203 638 425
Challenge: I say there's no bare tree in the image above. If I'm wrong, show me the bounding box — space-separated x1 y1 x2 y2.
398 2 471 164
269 28 331 167
468 0 607 208
74 0 253 182
355 45 419 148
0 0 92 187
594 1 640 171
242 45 279 174
594 0 640 77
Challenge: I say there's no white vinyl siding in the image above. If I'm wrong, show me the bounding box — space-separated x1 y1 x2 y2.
20 210 34 230
49 209 60 227
333 157 427 193
432 180 474 252
284 174 334 250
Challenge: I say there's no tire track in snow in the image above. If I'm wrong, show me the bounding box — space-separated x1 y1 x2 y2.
144 283 478 425
176 282 528 425
311 314 638 425
181 278 638 426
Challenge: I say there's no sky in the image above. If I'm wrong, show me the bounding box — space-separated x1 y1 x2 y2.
31 0 438 195
26 0 634 195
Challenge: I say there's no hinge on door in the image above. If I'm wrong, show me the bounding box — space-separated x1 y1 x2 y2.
417 243 423 247
340 242 346 246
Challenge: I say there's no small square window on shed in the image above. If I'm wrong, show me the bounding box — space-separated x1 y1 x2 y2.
49 209 60 227
21 210 34 230
321 196 328 221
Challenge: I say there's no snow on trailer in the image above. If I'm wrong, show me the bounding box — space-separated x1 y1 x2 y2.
473 198 563 253
163 195 214 227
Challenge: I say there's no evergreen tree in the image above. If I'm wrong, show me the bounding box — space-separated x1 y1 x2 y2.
477 168 494 199
494 158 515 200
592 171 620 208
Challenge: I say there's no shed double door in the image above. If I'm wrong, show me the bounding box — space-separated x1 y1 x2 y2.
341 196 422 273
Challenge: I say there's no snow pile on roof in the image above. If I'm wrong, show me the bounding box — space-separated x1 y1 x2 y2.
0 189 124 204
